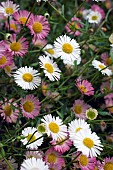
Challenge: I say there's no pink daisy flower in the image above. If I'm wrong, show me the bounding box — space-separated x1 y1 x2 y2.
100 81 111 94
48 163 62 170
65 17 83 37
27 14 50 39
50 135 72 153
0 99 19 123
72 151 97 170
4 34 28 57
101 157 113 170
32 36 47 48
20 94 41 119
76 78 94 96
72 99 91 120
44 148 65 169
104 93 113 114
91 4 105 19
41 81 51 97
4 62 17 77
25 150 44 159
0 40 7 55
5 19 21 33
0 0 19 17
13 10 31 26
101 52 112 66
0 51 13 68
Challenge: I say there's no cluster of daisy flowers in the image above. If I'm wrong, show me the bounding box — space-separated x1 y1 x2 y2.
0 0 113 169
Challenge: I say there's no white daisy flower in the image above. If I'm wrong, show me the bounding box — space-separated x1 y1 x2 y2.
68 118 91 142
73 129 103 157
63 56 81 66
39 55 61 81
82 9 92 20
86 10 102 24
20 157 49 170
43 44 58 58
0 0 19 17
54 34 81 62
92 59 112 76
21 127 43 149
13 66 41 90
41 114 67 141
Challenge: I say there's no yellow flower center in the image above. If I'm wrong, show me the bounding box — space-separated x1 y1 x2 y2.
19 17 28 24
79 85 88 93
69 22 79 31
5 7 14 14
27 134 36 143
104 162 113 170
62 43 73 54
5 66 11 73
74 105 82 114
94 166 98 170
49 122 59 133
46 49 54 55
79 155 88 166
76 127 82 133
4 105 12 116
10 42 21 52
99 64 106 70
92 16 98 20
0 56 6 65
48 153 57 163
106 57 112 65
32 22 43 33
108 106 113 113
83 137 94 149
10 23 17 31
44 63 54 73
22 73 33 82
23 100 34 113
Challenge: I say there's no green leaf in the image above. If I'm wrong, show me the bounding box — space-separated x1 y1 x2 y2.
98 111 113 117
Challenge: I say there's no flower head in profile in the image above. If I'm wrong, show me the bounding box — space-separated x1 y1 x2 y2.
72 151 97 170
0 98 19 123
28 14 50 39
76 78 94 96
21 127 43 149
13 66 41 90
92 59 112 76
4 34 28 57
65 17 83 37
0 0 19 17
20 94 41 119
20 158 49 170
72 99 91 120
39 55 61 81
73 129 103 157
54 34 81 62
44 148 65 168
41 114 67 141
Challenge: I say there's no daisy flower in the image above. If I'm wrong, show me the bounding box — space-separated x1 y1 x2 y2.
43 44 58 58
4 62 17 77
73 129 103 157
0 0 19 17
92 59 112 76
25 150 44 159
13 10 31 25
39 55 61 81
20 94 41 119
41 81 51 97
91 4 105 19
41 114 67 140
21 127 43 149
4 34 28 57
13 66 41 90
5 20 20 33
68 118 91 142
20 158 49 170
100 52 112 66
86 108 98 120
72 151 97 170
72 99 91 120
0 51 13 68
65 17 83 37
44 148 65 168
86 10 102 24
101 157 113 170
28 14 50 39
76 78 94 96
104 93 113 113
32 37 47 48
54 34 81 62
0 99 19 123
50 135 72 153
63 56 81 66
100 81 111 94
